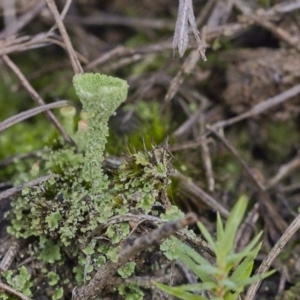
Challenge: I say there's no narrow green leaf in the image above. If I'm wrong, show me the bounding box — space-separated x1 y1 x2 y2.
197 221 217 252
221 195 248 254
176 239 213 268
224 290 239 300
236 270 276 287
224 270 275 300
227 243 261 265
153 282 206 300
177 282 218 292
230 258 253 285
220 278 238 291
216 213 224 245
174 242 213 283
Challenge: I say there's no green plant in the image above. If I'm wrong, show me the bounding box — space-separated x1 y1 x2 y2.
155 196 275 300
7 73 174 298
0 266 33 299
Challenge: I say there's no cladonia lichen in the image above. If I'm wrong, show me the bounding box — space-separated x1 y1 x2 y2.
73 73 128 194
6 73 174 299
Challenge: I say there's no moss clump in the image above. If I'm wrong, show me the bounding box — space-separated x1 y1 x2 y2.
106 101 170 156
113 146 172 213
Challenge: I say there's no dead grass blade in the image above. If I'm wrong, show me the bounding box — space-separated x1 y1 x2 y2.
0 174 57 201
173 0 206 60
0 101 69 133
245 213 300 300
0 281 31 300
73 213 198 299
45 0 83 74
2 55 73 143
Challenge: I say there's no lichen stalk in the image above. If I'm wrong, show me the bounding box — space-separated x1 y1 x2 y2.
73 73 128 194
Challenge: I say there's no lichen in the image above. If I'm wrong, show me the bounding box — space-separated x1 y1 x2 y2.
0 266 33 299
73 73 129 194
7 73 176 299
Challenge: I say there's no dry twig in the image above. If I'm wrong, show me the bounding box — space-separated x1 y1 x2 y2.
0 175 56 201
0 101 69 133
0 0 45 39
208 126 288 237
1 55 73 143
0 240 19 272
245 213 300 300
0 281 31 300
73 213 198 299
173 171 230 217
211 84 300 130
173 0 206 60
164 49 200 104
267 155 300 189
45 0 83 74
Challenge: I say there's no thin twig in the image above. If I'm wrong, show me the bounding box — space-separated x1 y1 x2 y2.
0 151 41 168
0 281 31 300
211 84 300 130
200 137 215 192
235 203 259 253
0 101 69 133
164 49 200 104
245 213 300 300
0 240 19 272
254 16 300 53
73 213 198 299
45 0 83 74
66 14 174 30
0 175 56 201
267 155 300 189
1 55 73 143
208 127 288 235
48 0 73 34
120 213 198 262
174 171 230 217
0 0 45 39
0 34 88 64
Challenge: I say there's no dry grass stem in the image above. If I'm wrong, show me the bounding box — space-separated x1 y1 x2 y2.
0 175 56 201
74 213 198 299
45 0 83 74
0 281 31 300
0 101 69 133
209 127 289 235
173 0 206 60
245 213 300 300
2 55 73 143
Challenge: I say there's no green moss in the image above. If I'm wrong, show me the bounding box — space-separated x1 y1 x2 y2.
266 120 298 162
107 101 169 155
113 146 172 214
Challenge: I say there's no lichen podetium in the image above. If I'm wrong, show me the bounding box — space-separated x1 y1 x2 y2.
73 73 129 194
